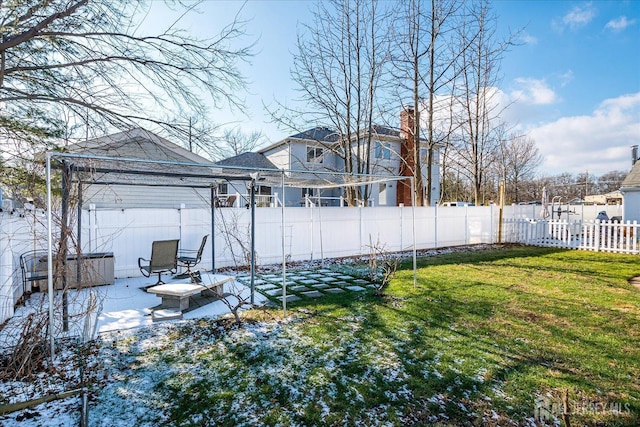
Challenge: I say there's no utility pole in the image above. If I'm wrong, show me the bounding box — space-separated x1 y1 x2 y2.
585 170 588 198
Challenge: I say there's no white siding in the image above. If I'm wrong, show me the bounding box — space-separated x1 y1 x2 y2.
263 144 290 170
265 137 442 207
82 184 212 209
623 191 640 222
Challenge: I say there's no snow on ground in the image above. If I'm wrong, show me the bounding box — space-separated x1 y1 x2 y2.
0 271 269 427
93 273 267 334
1 245 527 427
0 272 268 347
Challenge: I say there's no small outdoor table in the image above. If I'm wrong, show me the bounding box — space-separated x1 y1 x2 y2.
146 273 234 311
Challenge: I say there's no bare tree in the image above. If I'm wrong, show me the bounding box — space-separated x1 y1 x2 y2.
539 172 582 203
496 133 542 203
0 0 252 158
595 170 627 194
218 280 259 325
391 0 464 206
366 236 400 296
453 0 513 206
219 127 265 159
168 113 222 162
519 170 627 205
282 0 391 206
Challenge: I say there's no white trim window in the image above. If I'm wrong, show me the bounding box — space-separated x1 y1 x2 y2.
306 145 324 164
375 141 391 160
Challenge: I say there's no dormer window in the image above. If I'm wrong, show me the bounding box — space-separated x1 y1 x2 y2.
307 145 324 163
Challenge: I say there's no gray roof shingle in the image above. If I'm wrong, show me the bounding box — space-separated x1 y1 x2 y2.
621 162 640 189
290 127 340 142
215 152 278 170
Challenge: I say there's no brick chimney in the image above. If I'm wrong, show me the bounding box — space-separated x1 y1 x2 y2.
397 107 417 206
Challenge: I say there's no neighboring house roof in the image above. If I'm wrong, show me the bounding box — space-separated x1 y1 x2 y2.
258 127 339 154
258 124 435 155
370 125 401 138
290 127 340 143
215 152 278 170
56 128 225 189
289 125 414 143
621 163 640 190
63 128 212 164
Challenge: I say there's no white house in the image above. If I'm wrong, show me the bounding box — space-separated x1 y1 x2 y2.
620 150 640 222
258 109 441 207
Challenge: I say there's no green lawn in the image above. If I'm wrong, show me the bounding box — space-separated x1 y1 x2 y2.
93 245 640 426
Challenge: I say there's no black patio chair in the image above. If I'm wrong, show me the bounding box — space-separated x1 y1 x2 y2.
19 250 49 296
138 239 179 285
176 235 208 281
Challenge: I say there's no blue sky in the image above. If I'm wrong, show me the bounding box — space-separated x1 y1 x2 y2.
150 1 639 177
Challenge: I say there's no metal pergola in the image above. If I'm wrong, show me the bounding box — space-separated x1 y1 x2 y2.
44 151 416 357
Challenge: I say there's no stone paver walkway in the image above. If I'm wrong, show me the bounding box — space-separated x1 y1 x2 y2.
236 269 374 304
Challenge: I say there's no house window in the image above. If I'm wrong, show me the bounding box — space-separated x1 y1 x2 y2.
378 182 387 205
218 183 228 195
307 145 324 163
302 188 314 198
375 141 391 160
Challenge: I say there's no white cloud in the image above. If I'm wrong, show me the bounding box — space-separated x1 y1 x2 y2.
561 3 597 30
605 16 636 32
510 78 559 106
528 93 640 175
520 32 538 45
428 89 639 176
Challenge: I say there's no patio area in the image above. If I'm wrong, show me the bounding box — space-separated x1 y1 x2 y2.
0 272 268 346
1 266 375 347
91 273 265 333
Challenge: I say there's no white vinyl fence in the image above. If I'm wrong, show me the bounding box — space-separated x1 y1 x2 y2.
502 218 640 254
80 204 496 277
0 205 497 323
0 210 49 323
0 202 632 325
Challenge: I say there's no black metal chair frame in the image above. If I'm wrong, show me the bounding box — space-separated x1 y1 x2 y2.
176 235 208 281
19 250 49 296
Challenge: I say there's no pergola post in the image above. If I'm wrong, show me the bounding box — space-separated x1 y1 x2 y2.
210 185 216 273
411 176 417 288
46 153 55 359
249 178 256 305
76 177 83 284
60 162 70 332
281 170 287 317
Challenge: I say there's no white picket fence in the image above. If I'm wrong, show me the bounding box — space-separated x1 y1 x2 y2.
502 218 640 254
